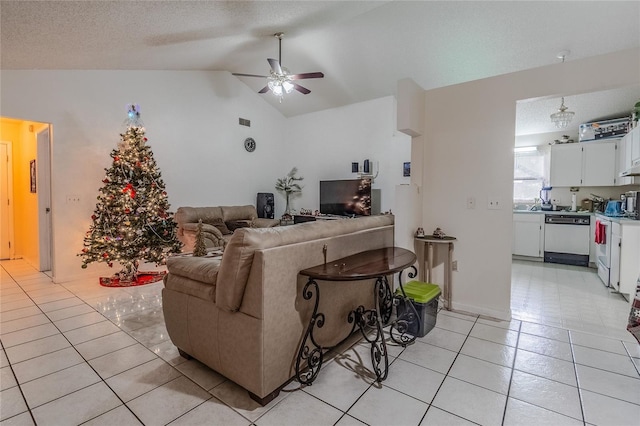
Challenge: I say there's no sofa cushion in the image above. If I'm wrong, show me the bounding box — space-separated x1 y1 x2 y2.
175 206 223 225
167 256 220 284
211 218 232 235
221 205 257 222
225 219 253 232
164 273 217 303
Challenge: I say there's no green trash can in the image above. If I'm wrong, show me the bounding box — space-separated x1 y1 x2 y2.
395 281 441 337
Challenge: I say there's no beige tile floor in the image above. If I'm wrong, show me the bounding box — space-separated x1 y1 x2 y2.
1 258 639 425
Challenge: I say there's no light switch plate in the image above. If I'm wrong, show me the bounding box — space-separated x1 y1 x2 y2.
466 197 476 209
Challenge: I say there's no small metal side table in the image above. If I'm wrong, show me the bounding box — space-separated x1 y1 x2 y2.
414 235 456 310
295 247 417 386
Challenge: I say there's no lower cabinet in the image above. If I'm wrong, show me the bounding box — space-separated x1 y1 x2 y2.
513 213 543 258
612 222 640 300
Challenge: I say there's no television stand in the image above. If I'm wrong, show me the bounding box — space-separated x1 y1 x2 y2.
293 214 345 224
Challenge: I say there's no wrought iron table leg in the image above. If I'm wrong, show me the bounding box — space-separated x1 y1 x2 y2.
353 306 388 382
389 266 419 346
295 279 325 385
377 276 393 325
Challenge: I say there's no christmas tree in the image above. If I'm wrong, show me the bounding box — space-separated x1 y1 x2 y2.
80 104 182 282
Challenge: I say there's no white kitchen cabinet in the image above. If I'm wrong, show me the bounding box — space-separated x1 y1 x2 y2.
617 135 634 186
616 130 638 185
631 126 640 165
616 222 640 300
610 222 621 292
550 140 616 187
513 213 543 258
550 144 582 186
583 141 617 186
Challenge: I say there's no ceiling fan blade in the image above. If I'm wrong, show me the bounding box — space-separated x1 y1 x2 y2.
267 58 282 75
232 73 268 78
293 83 311 95
290 72 324 80
258 86 270 94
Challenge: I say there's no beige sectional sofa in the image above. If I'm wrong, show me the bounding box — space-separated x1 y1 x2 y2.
162 214 395 404
174 205 280 252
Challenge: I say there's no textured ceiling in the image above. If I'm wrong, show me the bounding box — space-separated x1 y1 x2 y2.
1 1 639 134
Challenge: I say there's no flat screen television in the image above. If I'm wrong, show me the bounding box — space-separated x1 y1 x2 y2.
319 179 371 216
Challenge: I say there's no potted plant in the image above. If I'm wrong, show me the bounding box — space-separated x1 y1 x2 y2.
275 167 304 216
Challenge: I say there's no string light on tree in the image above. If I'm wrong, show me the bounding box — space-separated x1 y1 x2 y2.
79 104 182 283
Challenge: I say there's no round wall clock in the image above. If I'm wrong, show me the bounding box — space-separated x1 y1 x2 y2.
244 137 256 152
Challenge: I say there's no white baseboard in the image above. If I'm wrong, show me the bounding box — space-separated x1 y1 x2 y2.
449 301 512 322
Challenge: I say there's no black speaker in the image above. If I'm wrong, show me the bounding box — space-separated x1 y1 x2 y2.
257 192 275 219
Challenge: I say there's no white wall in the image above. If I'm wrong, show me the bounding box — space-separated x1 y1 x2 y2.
420 48 640 319
1 71 409 282
1 70 286 282
282 97 411 217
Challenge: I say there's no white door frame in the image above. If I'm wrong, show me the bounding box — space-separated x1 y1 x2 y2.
37 127 53 272
0 140 15 260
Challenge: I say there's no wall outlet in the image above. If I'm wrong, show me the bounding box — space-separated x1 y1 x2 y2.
466 197 476 209
452 260 458 271
66 194 80 203
488 197 502 210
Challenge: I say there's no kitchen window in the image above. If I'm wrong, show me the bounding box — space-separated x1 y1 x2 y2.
514 146 548 202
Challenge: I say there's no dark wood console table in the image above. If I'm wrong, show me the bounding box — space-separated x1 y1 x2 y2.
295 246 417 386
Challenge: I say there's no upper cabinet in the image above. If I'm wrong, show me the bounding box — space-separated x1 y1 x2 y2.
550 140 617 187
616 126 640 186
630 126 640 166
550 144 582 186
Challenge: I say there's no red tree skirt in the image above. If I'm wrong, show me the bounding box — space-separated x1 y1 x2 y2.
99 271 167 287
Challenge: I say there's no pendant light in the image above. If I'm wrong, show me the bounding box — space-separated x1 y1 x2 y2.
550 51 575 129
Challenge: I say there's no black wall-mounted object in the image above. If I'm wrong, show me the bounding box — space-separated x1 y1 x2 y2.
351 162 359 173
257 192 275 219
363 159 370 174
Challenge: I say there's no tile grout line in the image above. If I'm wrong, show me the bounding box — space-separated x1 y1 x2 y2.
418 310 480 426
500 319 522 426
1 263 148 425
568 330 587 424
0 334 38 425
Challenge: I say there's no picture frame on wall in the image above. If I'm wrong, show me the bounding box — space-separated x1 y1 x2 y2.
403 162 411 177
30 159 36 193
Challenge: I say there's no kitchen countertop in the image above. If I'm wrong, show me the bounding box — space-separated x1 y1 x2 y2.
514 209 640 225
513 210 594 215
594 212 640 226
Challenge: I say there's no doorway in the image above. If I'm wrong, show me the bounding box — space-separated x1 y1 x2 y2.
0 118 53 273
0 141 15 259
37 127 53 272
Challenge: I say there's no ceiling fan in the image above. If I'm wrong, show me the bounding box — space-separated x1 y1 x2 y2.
232 32 324 101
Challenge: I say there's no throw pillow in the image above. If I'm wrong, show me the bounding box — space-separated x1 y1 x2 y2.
210 218 232 235
225 220 252 232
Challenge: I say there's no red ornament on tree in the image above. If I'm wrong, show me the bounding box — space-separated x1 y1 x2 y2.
122 183 136 198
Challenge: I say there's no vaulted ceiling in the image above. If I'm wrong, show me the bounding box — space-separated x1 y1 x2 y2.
2 1 639 135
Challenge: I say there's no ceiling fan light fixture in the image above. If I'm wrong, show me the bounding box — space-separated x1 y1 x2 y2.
232 31 324 100
267 70 294 100
550 97 575 129
282 80 294 93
